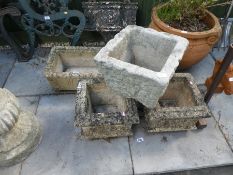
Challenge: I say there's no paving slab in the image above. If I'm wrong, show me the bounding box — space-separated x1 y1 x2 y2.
4 48 55 96
166 165 233 175
21 94 133 175
130 117 233 174
18 96 40 113
0 50 16 87
209 93 233 151
0 164 21 175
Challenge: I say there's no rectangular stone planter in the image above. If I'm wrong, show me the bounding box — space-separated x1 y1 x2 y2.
75 79 139 139
145 73 211 133
94 25 189 108
82 1 138 32
44 46 102 90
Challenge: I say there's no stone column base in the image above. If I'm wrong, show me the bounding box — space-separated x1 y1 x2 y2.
0 111 41 167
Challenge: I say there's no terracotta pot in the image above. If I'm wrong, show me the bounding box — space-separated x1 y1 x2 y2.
205 59 233 95
222 62 233 95
205 60 224 93
149 7 222 69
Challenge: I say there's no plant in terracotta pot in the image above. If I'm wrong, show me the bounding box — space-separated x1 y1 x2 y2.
149 0 223 69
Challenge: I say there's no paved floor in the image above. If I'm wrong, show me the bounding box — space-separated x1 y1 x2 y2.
1 48 233 175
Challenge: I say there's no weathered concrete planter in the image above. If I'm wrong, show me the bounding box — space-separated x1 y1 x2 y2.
145 73 211 133
75 79 139 139
94 25 189 108
82 1 137 31
0 88 41 167
82 1 137 41
45 46 102 90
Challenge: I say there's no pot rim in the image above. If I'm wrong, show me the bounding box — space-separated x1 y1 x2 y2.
151 6 222 39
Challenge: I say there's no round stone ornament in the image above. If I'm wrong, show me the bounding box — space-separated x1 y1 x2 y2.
0 89 20 135
0 88 42 167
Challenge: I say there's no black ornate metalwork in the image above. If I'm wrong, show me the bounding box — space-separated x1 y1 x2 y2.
82 0 137 42
19 0 86 46
0 5 34 61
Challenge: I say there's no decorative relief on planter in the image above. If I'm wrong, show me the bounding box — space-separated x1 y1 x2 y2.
145 73 211 132
75 79 139 139
0 88 41 167
82 1 138 41
94 25 189 109
45 46 102 91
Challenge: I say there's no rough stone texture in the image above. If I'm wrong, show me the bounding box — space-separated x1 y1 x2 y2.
45 46 102 90
75 79 139 139
145 73 211 132
94 25 189 108
0 97 39 174
21 94 133 175
82 1 137 32
0 164 21 175
0 88 42 167
0 89 20 135
81 125 133 139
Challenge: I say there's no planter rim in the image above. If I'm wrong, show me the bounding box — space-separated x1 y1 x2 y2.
82 2 138 5
151 6 221 39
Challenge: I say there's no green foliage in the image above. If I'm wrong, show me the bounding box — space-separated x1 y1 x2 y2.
157 0 218 23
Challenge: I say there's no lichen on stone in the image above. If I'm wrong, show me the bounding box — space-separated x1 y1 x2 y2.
75 79 139 139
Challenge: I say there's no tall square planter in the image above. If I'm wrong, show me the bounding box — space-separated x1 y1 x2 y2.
75 79 139 139
94 25 189 108
145 73 211 132
45 46 102 90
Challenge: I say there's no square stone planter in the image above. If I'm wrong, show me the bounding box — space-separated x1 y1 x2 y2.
145 73 211 133
44 46 102 90
75 79 139 139
94 25 189 108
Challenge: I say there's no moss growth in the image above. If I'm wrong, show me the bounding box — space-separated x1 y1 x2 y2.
157 0 218 23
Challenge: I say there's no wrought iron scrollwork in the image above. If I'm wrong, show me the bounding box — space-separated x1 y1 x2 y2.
0 6 34 61
19 0 86 46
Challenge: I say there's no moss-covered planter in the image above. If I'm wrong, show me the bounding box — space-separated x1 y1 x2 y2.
145 73 211 132
44 46 102 91
82 1 137 41
75 79 139 139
